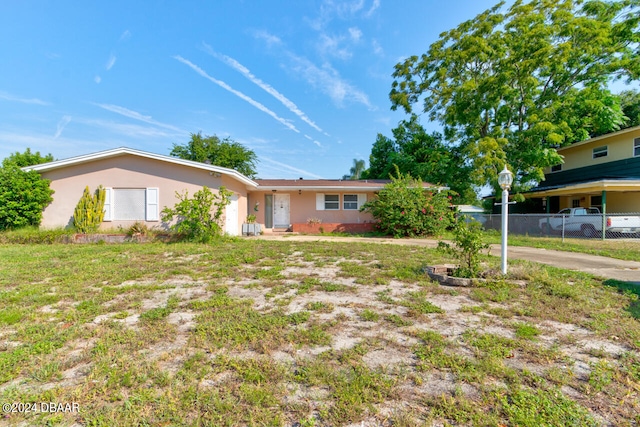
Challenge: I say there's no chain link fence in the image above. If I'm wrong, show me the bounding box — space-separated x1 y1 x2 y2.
461 213 640 240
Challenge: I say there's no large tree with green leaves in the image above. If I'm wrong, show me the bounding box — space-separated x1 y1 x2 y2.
620 89 640 128
0 149 55 230
171 132 258 178
364 115 476 202
390 0 639 194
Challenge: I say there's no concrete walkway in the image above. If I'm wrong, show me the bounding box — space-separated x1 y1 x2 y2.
255 234 640 284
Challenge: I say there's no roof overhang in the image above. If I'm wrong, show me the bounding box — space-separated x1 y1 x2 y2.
22 147 259 189
253 184 449 192
525 179 640 198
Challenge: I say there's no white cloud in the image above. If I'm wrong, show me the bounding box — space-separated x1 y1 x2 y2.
0 91 49 106
94 103 184 133
318 33 352 60
348 27 362 42
310 0 377 28
261 156 324 179
54 115 72 139
203 44 323 134
174 55 300 133
119 30 131 42
253 31 372 109
79 118 183 138
371 39 383 56
365 0 380 17
289 55 372 108
253 30 282 47
313 140 322 147
106 54 117 71
94 75 102 84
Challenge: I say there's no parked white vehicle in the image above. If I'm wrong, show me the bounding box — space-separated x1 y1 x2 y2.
538 207 640 237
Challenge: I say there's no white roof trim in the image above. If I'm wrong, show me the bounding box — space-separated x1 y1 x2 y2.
558 125 640 152
23 147 258 188
255 185 449 192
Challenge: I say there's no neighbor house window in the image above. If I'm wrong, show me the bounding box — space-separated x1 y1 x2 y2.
324 194 340 210
551 164 562 172
592 146 608 159
634 138 640 157
343 194 367 210
103 188 159 221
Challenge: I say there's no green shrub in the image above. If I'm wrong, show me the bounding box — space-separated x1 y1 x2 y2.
438 220 490 278
72 186 106 233
161 186 232 242
0 163 54 230
359 170 454 238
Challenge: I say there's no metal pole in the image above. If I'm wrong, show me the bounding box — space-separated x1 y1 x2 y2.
501 188 509 275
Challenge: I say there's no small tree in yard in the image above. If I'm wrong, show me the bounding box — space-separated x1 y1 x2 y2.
438 220 490 278
73 186 106 233
360 171 454 238
161 186 232 242
0 163 54 230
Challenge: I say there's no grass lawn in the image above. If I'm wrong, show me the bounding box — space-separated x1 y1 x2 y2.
0 239 639 426
485 231 640 262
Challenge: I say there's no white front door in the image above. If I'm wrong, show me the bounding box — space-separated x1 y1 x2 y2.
273 194 290 228
225 194 239 235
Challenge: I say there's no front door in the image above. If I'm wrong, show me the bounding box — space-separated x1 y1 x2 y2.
273 194 290 228
225 193 239 235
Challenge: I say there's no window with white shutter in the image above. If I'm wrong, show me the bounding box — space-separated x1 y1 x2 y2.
103 188 159 221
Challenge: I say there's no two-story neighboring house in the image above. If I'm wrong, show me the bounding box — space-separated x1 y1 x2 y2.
527 125 640 214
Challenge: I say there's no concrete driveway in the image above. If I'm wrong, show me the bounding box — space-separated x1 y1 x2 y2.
255 234 640 284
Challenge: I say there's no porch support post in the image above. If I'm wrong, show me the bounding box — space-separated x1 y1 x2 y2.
601 190 607 241
545 196 550 213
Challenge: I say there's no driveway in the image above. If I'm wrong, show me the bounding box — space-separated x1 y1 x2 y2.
255 234 640 284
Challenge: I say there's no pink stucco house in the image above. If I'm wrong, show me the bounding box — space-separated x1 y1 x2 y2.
25 147 440 235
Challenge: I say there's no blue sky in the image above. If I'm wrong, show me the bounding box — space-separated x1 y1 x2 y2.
1 0 505 179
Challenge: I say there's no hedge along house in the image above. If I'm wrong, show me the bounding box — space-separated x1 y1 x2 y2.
250 179 442 233
23 147 257 235
525 125 640 214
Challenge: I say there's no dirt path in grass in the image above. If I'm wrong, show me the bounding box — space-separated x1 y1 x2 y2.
255 234 640 284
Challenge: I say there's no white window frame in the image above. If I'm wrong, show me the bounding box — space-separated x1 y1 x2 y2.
343 193 367 210
324 194 340 210
592 145 608 159
102 187 159 222
634 137 640 157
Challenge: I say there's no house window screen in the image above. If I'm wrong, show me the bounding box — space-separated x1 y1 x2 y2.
343 194 358 210
592 146 608 159
325 194 339 210
635 138 640 157
114 189 146 220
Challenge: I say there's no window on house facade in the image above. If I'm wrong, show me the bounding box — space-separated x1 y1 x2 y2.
572 199 581 208
592 146 608 159
634 137 640 157
343 194 358 210
324 194 340 210
316 193 367 210
103 188 159 221
551 164 562 172
343 194 367 210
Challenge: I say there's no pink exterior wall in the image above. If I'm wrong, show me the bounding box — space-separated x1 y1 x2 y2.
248 191 377 228
39 154 248 233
